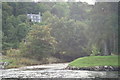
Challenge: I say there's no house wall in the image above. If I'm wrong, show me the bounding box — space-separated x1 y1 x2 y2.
27 13 42 23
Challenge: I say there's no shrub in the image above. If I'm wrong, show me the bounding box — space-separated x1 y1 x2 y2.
19 24 57 60
6 49 21 57
91 44 100 56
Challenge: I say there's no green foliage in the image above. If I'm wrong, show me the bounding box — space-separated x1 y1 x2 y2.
20 24 57 60
49 17 89 60
88 2 118 55
91 44 100 56
2 10 30 50
6 49 21 57
1 56 40 68
17 15 27 22
2 2 118 63
69 3 89 21
42 11 53 22
51 3 70 18
2 2 50 50
17 23 29 41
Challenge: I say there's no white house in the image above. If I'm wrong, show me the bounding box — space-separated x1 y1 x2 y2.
27 12 42 23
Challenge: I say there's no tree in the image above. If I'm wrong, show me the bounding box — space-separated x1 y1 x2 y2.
87 2 118 56
17 23 29 42
49 17 89 61
20 24 57 60
51 3 70 18
69 3 90 21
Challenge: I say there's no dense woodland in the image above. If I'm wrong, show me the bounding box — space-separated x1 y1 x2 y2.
2 2 118 63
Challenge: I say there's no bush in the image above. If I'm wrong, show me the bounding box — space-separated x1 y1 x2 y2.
6 49 21 57
20 24 57 60
91 44 100 56
2 56 40 69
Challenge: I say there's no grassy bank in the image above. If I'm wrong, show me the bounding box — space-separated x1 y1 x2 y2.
1 56 40 68
1 56 63 69
69 55 119 68
1 49 64 69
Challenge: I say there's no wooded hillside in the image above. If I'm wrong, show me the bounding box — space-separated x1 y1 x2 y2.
2 2 118 64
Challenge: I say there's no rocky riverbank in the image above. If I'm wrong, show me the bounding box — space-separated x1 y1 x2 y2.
65 66 120 71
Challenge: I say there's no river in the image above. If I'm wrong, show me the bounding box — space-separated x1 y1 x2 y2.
0 63 119 78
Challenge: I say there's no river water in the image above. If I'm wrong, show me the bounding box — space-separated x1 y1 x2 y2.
0 63 119 78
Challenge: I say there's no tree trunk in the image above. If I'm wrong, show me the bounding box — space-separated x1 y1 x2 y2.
103 40 109 56
107 38 111 55
113 33 118 55
103 42 108 56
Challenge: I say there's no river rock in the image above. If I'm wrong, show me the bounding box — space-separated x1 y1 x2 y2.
66 66 120 71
